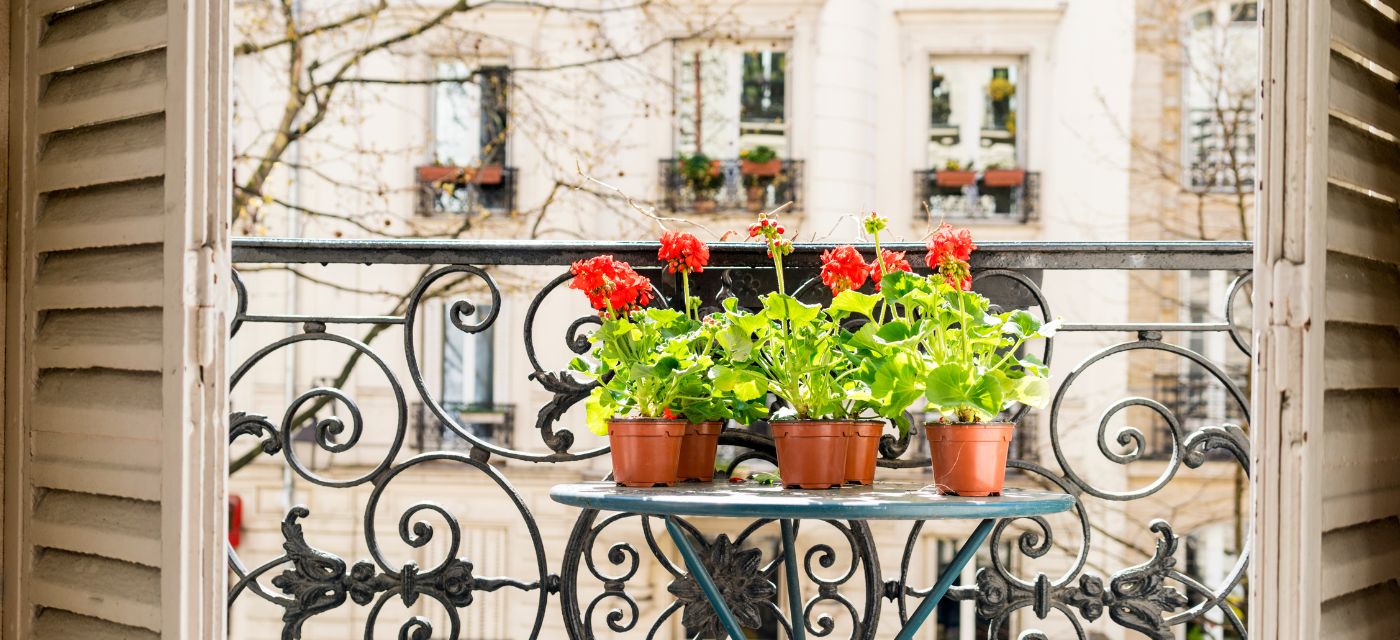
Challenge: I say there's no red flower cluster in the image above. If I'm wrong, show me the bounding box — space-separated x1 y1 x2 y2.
658 231 710 275
747 218 786 238
870 249 912 291
569 255 653 317
820 245 869 295
925 224 976 290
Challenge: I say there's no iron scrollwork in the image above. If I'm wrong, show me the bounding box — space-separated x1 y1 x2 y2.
228 240 1253 639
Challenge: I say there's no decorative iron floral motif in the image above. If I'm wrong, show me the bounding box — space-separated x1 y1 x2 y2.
961 520 1189 640
667 534 777 638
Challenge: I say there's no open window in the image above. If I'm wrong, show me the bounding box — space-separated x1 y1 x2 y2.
1183 2 1258 190
919 57 1036 222
418 63 515 214
664 42 801 213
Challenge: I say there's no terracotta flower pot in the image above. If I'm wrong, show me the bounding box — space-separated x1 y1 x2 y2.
844 421 884 485
608 418 685 487
926 422 1014 496
935 170 978 188
746 185 766 212
772 421 851 489
676 421 724 483
692 198 718 214
740 158 782 177
982 168 1025 188
415 164 504 185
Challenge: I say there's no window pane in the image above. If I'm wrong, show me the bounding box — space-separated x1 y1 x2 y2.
740 51 784 124
478 67 510 165
675 44 788 157
433 61 481 166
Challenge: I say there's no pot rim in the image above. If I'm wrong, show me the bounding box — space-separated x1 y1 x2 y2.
608 417 689 424
926 421 1015 428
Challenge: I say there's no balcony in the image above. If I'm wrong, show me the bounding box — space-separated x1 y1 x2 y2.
659 158 804 214
416 164 518 215
227 238 1251 639
915 169 1040 223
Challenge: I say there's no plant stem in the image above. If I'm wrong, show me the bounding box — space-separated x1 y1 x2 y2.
681 271 692 320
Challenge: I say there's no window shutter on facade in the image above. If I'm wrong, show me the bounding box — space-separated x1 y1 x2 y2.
5 0 228 637
1256 0 1400 636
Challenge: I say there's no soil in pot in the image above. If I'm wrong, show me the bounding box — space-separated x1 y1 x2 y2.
609 419 685 487
926 422 1014 496
844 421 884 485
676 421 724 483
772 421 851 489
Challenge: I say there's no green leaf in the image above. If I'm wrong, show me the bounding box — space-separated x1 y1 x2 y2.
762 293 821 326
1011 375 1051 408
653 356 680 378
712 366 768 401
924 363 972 408
585 387 614 436
829 289 881 319
966 373 1004 418
716 323 754 362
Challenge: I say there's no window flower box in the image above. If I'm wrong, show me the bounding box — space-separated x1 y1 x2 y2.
982 168 1026 187
416 164 504 186
740 159 782 177
935 169 978 188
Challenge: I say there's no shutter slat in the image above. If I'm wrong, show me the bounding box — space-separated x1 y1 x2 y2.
38 48 165 133
33 609 159 640
1321 519 1400 600
1321 582 1400 640
1329 51 1400 142
1328 116 1400 200
36 0 166 74
1324 323 1400 390
1326 185 1400 265
32 491 160 567
1331 0 1400 76
1325 253 1400 328
35 308 162 371
33 369 160 441
36 114 164 193
30 550 160 631
33 244 163 309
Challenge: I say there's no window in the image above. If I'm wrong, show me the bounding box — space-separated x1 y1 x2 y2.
1184 2 1257 190
926 58 1022 171
432 63 510 167
440 303 508 447
675 43 789 158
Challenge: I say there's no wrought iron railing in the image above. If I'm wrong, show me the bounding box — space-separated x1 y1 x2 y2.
915 170 1040 223
659 158 804 214
228 238 1252 639
413 401 516 455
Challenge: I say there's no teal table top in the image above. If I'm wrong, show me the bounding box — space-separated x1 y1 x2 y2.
549 481 1075 520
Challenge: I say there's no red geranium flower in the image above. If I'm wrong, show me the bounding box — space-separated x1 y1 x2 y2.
819 245 870 295
569 255 653 317
927 223 976 264
870 249 912 291
658 231 710 274
925 224 976 291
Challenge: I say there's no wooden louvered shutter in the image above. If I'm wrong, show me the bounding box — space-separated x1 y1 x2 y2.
1256 0 1400 637
4 0 228 637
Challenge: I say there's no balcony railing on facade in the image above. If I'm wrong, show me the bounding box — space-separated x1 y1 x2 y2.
659 158 803 214
915 169 1040 223
228 237 1252 640
416 164 518 215
412 401 516 456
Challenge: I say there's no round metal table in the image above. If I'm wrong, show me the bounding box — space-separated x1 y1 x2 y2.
551 481 1075 640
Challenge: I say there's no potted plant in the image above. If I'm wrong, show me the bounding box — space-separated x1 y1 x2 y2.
987 76 1015 129
982 162 1026 188
740 146 781 213
709 214 920 488
656 231 759 482
568 255 724 487
679 153 723 213
739 145 781 177
935 159 977 188
906 224 1057 495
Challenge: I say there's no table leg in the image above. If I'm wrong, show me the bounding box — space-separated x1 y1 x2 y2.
779 519 807 640
664 515 748 640
895 518 997 640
